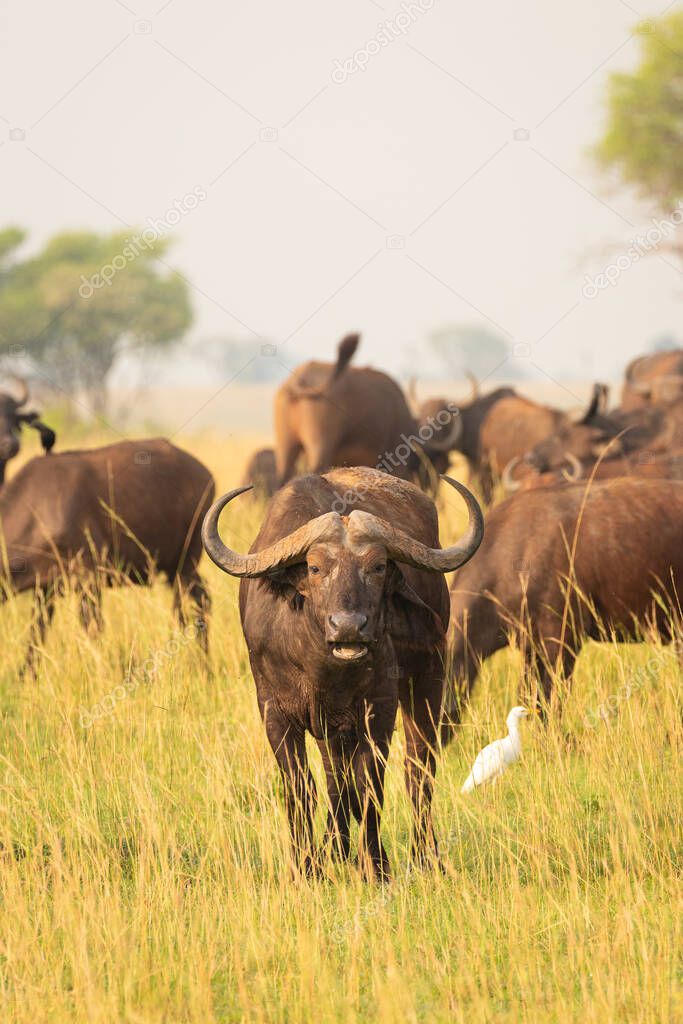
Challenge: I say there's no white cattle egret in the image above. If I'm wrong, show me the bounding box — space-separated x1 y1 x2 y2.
461 706 534 793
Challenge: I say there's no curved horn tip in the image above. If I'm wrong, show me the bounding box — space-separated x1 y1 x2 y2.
345 478 483 576
203 489 346 579
501 456 522 492
562 452 583 482
465 370 480 400
9 376 29 406
427 408 463 451
440 474 485 561
201 485 254 571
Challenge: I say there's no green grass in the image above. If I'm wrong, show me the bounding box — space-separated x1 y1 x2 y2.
0 434 680 1022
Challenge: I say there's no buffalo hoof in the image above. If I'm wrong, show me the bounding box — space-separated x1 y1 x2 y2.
409 841 445 874
358 851 391 885
290 853 325 882
324 835 352 865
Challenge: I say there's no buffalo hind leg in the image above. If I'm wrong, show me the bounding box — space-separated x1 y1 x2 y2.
23 584 59 677
527 633 578 719
173 571 210 654
275 440 303 489
78 577 103 635
442 648 485 745
400 662 443 870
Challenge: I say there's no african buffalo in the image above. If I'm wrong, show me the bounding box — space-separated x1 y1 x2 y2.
202 467 483 878
445 478 683 726
415 382 609 503
621 349 683 409
0 439 214 671
517 395 683 478
0 379 55 482
274 335 455 491
504 447 683 491
242 447 277 501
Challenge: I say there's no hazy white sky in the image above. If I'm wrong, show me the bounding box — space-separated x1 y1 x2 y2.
2 0 682 399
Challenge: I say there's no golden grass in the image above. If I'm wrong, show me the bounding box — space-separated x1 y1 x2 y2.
0 432 680 1022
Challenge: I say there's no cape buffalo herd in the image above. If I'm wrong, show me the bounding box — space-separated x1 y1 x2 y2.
4 339 683 877
621 349 683 409
415 381 610 502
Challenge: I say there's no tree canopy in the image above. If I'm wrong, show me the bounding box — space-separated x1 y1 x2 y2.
0 228 192 413
595 12 683 214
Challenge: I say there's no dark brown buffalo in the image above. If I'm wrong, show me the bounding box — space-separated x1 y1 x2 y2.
506 448 683 491
0 380 55 482
202 467 483 879
242 447 277 500
274 335 454 490
416 383 608 502
446 478 683 726
0 439 214 670
621 349 683 409
517 395 683 478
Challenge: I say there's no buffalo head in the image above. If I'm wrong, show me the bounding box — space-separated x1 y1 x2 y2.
518 383 610 475
202 475 483 665
0 380 56 481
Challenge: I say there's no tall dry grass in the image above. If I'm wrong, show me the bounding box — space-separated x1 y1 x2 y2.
0 432 680 1022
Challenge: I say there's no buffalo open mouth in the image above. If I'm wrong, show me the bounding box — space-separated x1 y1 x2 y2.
330 642 370 662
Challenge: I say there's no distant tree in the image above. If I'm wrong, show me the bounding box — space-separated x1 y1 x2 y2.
428 324 519 379
595 12 683 236
185 335 287 384
0 228 192 415
650 332 680 352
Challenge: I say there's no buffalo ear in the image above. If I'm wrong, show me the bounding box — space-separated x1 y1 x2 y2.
580 383 609 425
34 421 56 454
265 563 309 607
386 563 446 637
17 413 56 454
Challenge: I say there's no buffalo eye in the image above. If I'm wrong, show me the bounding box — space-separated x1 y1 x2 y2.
308 565 320 576
373 563 387 575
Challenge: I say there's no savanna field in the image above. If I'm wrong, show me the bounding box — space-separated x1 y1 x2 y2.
0 429 680 1024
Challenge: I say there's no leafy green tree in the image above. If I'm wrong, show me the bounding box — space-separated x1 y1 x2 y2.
0 228 192 415
595 12 683 216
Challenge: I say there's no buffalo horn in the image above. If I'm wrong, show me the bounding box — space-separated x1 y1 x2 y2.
203 476 483 579
347 476 483 573
465 371 480 400
561 452 583 482
426 409 463 451
502 456 522 492
10 377 28 407
202 486 344 577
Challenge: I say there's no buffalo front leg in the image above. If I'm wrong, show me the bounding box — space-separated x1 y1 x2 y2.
173 570 210 654
352 698 396 882
261 701 318 877
317 732 360 864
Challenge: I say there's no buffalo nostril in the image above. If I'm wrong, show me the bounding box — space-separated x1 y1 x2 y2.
328 612 368 634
